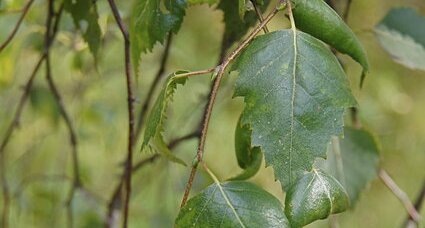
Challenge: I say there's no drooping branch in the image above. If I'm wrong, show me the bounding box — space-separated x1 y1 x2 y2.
0 0 35 53
45 14 81 228
106 0 135 227
180 2 282 208
379 169 421 223
43 1 80 228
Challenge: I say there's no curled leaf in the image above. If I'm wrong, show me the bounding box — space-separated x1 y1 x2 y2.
285 169 349 227
142 71 190 165
291 0 369 72
229 116 263 180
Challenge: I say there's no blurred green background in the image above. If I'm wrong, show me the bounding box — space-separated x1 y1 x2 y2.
0 0 424 227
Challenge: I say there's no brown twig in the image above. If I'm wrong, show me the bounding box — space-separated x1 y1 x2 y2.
179 4 281 208
403 180 425 227
250 0 269 33
107 1 135 227
135 34 173 138
379 169 421 223
0 0 35 53
45 15 81 228
44 1 79 228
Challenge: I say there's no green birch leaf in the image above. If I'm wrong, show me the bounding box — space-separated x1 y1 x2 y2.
285 169 349 227
130 0 186 74
64 0 101 59
233 30 356 191
141 71 190 165
218 0 270 49
175 181 289 227
291 0 369 71
374 7 425 71
318 127 380 206
229 116 263 180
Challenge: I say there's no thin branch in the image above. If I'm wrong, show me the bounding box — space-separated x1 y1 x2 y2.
0 0 35 53
106 1 135 227
44 1 80 228
403 180 425 227
379 169 421 223
105 131 199 227
250 0 269 33
45 13 81 228
168 131 201 149
135 34 173 138
180 3 281 208
131 131 200 173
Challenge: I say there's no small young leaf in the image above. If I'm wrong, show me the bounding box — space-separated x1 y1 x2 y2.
291 0 369 71
285 169 349 227
64 0 101 59
232 30 356 191
130 0 186 74
229 116 263 180
318 127 380 206
374 7 425 71
218 0 271 49
175 181 289 227
141 71 190 165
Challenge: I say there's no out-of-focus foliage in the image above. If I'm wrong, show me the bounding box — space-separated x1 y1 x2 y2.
317 127 380 207
375 7 425 71
64 0 102 58
0 0 424 227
